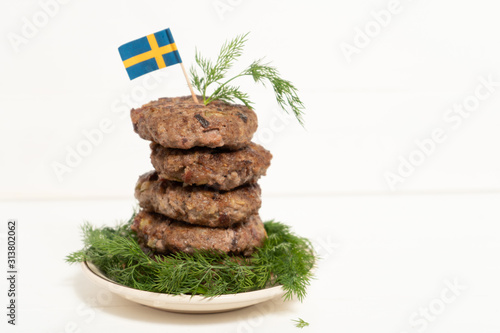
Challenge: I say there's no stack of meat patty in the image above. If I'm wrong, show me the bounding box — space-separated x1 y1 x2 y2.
129 96 272 256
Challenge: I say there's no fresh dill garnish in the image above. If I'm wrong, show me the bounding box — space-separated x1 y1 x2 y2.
292 318 310 328
190 33 305 125
67 212 316 300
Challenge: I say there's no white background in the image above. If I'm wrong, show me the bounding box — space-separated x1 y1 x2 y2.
1 0 500 332
2 0 500 199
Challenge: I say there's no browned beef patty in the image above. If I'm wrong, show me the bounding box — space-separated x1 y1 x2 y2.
135 171 261 227
150 142 272 191
131 210 267 256
130 96 258 149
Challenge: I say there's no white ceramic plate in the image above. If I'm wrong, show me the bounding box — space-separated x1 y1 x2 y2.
81 261 285 313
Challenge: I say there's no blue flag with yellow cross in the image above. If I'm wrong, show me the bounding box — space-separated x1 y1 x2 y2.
118 28 182 80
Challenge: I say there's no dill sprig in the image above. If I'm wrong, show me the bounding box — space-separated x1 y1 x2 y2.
292 318 310 328
67 212 316 300
190 33 305 125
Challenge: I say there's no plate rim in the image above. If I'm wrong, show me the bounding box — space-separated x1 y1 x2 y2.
80 260 286 304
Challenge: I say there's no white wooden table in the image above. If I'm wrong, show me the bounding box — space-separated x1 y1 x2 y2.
1 193 499 332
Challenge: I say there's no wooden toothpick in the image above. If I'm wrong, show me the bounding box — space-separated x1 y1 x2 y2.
180 62 199 104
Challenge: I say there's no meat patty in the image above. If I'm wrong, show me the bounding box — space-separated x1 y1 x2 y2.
131 210 267 256
135 171 261 227
131 96 258 149
150 142 272 191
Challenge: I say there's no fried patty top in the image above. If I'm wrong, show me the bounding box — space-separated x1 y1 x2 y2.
131 96 258 149
132 210 267 256
135 171 261 227
150 142 272 191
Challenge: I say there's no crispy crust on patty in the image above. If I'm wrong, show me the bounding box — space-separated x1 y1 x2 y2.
131 210 267 256
135 171 261 227
130 96 258 149
150 142 272 191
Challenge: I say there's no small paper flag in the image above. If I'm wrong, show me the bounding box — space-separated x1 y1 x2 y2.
118 28 182 80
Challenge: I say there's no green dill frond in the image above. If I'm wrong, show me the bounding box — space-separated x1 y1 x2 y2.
190 33 305 125
292 318 310 328
66 212 316 300
210 84 252 108
190 33 249 102
243 59 305 124
65 249 86 263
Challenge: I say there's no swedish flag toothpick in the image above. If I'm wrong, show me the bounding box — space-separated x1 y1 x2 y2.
118 28 198 103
